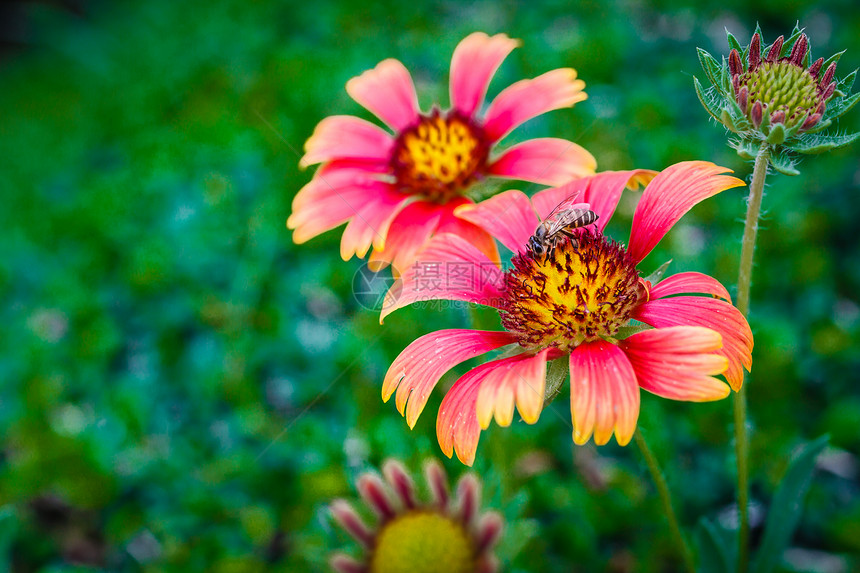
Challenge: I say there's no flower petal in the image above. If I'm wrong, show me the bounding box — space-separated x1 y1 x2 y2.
531 169 656 233
368 201 443 273
487 138 596 186
339 187 412 260
383 328 517 429
449 32 520 118
569 340 640 446
380 233 505 323
437 351 547 466
633 297 753 391
627 161 745 263
300 116 394 168
620 326 730 401
346 58 420 131
436 200 500 266
289 165 396 244
482 68 587 142
475 349 549 429
454 190 539 254
649 271 732 302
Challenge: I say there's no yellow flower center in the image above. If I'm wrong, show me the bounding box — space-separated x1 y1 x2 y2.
392 111 488 203
368 511 474 573
740 61 822 126
501 232 646 351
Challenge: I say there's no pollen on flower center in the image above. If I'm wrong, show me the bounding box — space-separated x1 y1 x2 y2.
391 111 488 202
369 511 474 573
501 231 646 352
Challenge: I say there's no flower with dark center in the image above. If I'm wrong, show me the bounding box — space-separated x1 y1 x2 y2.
329 459 503 573
289 32 596 271
696 25 858 173
380 162 753 464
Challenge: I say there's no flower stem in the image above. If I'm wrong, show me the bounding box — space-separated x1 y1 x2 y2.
635 428 695 573
734 142 770 573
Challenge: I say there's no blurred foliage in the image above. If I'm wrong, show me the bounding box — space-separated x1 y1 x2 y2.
0 0 859 571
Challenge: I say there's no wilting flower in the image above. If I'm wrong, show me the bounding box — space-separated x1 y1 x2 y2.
380 162 753 465
696 26 859 174
289 32 596 272
329 458 503 573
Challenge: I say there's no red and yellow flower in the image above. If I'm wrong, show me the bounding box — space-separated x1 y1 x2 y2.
329 459 503 573
380 162 752 465
289 32 595 272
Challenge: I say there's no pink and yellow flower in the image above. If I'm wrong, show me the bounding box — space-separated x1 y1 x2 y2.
329 458 503 573
380 161 753 465
288 32 596 273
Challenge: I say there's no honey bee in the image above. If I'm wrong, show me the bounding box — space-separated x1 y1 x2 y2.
527 195 599 257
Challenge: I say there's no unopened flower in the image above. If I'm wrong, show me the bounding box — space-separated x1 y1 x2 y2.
289 32 596 271
381 162 752 464
696 26 858 174
329 459 503 573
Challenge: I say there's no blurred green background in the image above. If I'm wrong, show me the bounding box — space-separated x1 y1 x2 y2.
1 0 859 571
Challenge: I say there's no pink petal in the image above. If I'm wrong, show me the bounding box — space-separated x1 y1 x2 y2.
380 233 506 322
330 554 367 573
289 168 395 244
436 199 500 266
454 190 539 254
368 201 443 273
569 340 640 446
291 161 389 211
627 162 745 263
437 351 547 466
329 500 374 547
339 187 411 260
483 68 587 142
649 272 732 302
449 32 520 118
531 169 656 233
633 297 753 391
383 328 517 428
382 459 417 509
475 348 549 428
300 115 394 168
346 58 420 131
487 138 596 186
356 473 396 519
620 326 731 401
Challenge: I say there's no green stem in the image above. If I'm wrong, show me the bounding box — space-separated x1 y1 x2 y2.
734 142 770 573
635 428 696 573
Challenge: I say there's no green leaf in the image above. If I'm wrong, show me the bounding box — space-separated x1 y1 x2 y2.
771 152 800 176
720 56 733 93
822 50 846 71
788 132 860 154
614 322 654 340
730 138 759 160
643 259 672 283
751 435 830 573
695 518 734 573
694 77 723 122
697 48 722 86
827 91 860 121
726 30 742 54
766 123 786 145
543 357 569 405
836 69 857 95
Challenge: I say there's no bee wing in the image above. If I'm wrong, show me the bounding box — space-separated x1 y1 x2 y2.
544 208 593 236
542 195 591 225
